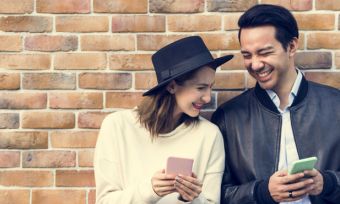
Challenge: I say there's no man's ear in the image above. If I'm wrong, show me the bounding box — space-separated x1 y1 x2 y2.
288 37 298 57
166 80 176 94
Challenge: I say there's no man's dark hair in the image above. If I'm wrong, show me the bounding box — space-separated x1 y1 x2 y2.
238 4 299 51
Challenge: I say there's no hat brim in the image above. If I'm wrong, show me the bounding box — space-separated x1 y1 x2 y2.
143 54 233 96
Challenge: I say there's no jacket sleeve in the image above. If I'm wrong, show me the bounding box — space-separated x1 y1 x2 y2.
318 170 340 203
94 114 161 204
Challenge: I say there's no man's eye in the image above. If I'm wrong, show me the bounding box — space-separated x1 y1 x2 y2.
242 54 251 59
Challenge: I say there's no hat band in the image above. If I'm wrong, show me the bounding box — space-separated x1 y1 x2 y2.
160 52 213 81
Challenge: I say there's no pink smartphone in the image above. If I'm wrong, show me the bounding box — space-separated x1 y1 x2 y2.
166 156 194 176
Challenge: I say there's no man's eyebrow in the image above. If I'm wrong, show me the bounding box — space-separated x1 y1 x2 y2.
240 46 274 54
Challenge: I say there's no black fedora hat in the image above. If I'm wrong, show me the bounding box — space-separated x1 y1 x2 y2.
143 36 233 96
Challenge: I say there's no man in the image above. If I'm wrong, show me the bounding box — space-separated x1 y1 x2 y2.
211 4 340 204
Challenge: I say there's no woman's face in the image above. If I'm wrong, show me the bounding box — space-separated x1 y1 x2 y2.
170 66 215 120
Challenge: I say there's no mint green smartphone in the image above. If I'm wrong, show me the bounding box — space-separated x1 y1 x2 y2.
288 157 317 175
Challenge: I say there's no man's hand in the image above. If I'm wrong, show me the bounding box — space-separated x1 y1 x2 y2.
268 170 314 202
303 169 324 195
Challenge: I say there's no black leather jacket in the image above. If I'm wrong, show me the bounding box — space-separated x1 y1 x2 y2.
211 77 340 204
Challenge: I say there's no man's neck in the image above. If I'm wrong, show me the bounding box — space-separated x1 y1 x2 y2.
274 68 298 110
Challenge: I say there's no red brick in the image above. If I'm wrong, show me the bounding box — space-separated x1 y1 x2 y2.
200 33 240 51
0 190 29 204
110 54 153 70
0 54 50 70
112 15 165 32
295 52 332 69
56 170 95 187
150 0 204 13
217 91 243 106
0 0 33 14
0 131 48 149
25 35 78 51
336 52 340 68
0 151 20 167
0 73 20 89
316 0 340 10
0 171 53 187
224 14 242 31
137 35 189 51
304 72 340 88
79 73 132 90
23 151 76 168
0 113 19 129
294 14 335 30
0 35 22 51
307 33 340 49
135 72 157 90
78 150 94 167
88 190 96 204
78 112 110 129
168 15 221 32
23 73 76 89
0 93 46 109
55 53 106 70
106 92 144 108
0 16 52 32
81 35 134 51
208 0 256 12
51 131 98 148
297 33 305 50
37 0 90 13
94 0 147 13
220 52 245 70
215 72 245 89
261 0 312 10
49 92 103 109
32 190 86 204
22 111 75 129
56 16 108 32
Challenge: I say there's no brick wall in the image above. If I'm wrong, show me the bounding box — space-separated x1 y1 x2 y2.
0 0 339 203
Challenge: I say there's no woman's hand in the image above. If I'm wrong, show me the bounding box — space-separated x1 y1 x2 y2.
151 169 177 197
174 173 202 202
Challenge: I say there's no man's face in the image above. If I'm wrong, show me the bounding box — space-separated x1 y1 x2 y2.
240 25 297 92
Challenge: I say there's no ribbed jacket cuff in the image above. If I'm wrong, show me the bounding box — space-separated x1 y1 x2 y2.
320 170 336 197
254 179 278 204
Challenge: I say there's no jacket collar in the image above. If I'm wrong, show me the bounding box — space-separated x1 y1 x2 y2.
254 75 309 114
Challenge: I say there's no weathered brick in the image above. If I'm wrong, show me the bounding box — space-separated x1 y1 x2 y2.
0 16 52 32
305 72 340 88
0 0 33 14
32 190 86 204
94 0 147 13
78 112 110 129
78 150 94 167
25 35 78 51
55 53 106 70
0 93 46 109
214 72 245 89
217 91 243 106
135 72 157 90
208 0 257 12
0 35 22 51
0 131 48 149
88 190 96 204
0 190 29 204
168 15 221 32
22 112 75 129
110 54 153 70
298 33 305 50
137 35 189 51
56 16 109 32
0 113 19 129
200 33 240 50
316 0 340 10
0 73 20 90
36 0 90 13
79 73 132 90
0 171 53 187
112 15 165 32
56 170 95 187
224 13 242 30
0 54 50 70
294 14 335 30
49 92 103 109
150 0 204 13
23 73 76 89
295 52 332 69
81 35 135 51
307 33 340 49
23 151 76 168
220 52 245 70
51 131 98 148
336 52 340 68
106 92 143 108
261 0 312 11
0 151 20 167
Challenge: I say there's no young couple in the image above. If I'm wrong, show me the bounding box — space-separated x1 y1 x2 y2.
94 4 340 204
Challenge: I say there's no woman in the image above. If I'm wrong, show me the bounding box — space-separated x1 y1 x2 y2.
94 36 233 203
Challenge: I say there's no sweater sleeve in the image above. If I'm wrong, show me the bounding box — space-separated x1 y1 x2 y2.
94 113 161 204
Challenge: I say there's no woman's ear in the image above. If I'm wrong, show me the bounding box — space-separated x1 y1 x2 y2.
166 81 176 94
